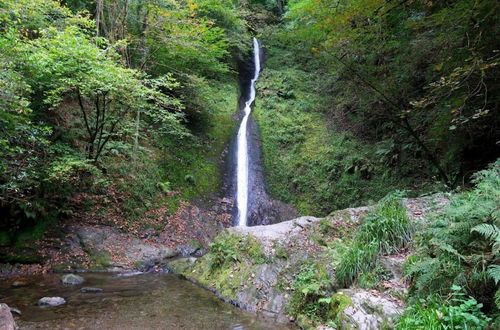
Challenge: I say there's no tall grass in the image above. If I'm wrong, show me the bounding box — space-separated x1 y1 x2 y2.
336 191 412 287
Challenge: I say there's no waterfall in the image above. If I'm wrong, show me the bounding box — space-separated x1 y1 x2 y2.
236 38 261 226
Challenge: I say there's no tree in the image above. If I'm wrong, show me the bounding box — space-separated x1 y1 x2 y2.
26 27 185 162
284 0 500 186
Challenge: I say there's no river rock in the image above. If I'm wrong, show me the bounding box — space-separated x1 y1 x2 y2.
0 303 16 330
8 308 20 317
11 279 28 287
176 244 198 257
61 274 85 286
37 297 66 307
80 287 103 293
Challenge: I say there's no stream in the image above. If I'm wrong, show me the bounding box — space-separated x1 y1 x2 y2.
0 272 295 329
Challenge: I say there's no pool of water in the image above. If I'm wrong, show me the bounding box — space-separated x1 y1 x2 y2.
0 272 296 329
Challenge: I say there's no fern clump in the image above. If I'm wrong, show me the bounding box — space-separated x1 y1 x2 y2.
407 160 500 310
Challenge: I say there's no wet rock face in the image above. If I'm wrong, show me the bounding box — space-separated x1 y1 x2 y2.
167 207 409 326
246 117 299 226
37 297 66 307
61 274 85 286
226 116 298 226
224 47 298 227
0 303 16 330
168 197 450 327
168 215 327 323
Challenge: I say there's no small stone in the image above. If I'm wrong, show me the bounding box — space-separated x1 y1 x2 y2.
61 274 85 286
11 280 28 287
192 248 207 257
9 307 21 316
37 297 66 307
80 287 103 293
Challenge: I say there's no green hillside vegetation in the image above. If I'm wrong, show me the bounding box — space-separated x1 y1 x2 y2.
254 0 499 215
0 0 251 244
0 0 499 328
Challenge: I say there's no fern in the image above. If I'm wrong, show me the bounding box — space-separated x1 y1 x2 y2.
472 224 500 254
407 160 500 304
472 224 500 242
487 265 500 285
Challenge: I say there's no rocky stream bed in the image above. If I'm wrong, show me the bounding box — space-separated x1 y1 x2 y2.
0 196 448 329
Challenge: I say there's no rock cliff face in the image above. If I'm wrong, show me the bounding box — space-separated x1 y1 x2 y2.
168 197 448 329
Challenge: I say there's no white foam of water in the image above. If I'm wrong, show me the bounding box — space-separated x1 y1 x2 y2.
236 38 261 227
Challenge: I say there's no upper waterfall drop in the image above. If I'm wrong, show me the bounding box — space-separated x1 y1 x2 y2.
236 38 261 226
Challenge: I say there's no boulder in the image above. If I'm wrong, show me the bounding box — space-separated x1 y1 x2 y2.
339 289 404 330
37 297 66 307
75 226 178 271
61 274 85 286
176 245 198 257
0 304 16 330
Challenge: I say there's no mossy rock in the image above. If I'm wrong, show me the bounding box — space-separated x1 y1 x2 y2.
327 293 353 325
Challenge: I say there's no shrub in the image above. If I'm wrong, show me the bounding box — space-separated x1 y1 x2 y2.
287 263 332 326
396 286 491 329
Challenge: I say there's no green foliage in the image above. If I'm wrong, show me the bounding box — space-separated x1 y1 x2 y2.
397 286 491 329
208 234 266 271
356 265 391 290
254 44 408 215
335 240 378 288
0 0 245 240
282 0 499 187
407 160 500 310
358 191 413 254
336 191 412 287
209 235 241 271
287 263 333 326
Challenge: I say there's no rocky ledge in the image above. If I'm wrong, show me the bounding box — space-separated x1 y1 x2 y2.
168 196 448 329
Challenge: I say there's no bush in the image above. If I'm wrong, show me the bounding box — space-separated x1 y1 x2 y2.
287 263 332 326
397 286 491 329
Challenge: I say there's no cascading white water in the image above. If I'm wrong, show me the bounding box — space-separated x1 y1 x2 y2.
236 38 261 226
